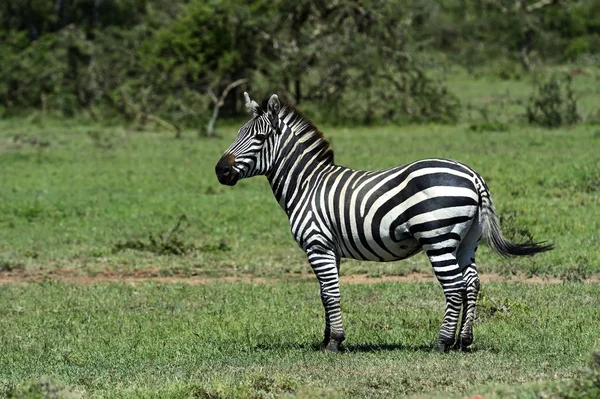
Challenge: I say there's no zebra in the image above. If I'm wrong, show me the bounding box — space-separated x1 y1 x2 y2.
215 92 553 352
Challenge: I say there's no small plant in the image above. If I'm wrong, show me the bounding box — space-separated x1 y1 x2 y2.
469 119 509 133
499 211 535 244
199 241 231 253
12 134 51 148
113 215 231 256
87 130 117 150
0 260 24 272
113 215 196 256
477 291 529 319
561 265 591 284
526 74 580 128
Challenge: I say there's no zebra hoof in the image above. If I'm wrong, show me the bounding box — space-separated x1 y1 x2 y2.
458 336 473 349
434 339 454 353
434 343 449 353
321 339 343 353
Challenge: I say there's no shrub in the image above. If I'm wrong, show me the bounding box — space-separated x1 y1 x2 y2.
526 74 580 128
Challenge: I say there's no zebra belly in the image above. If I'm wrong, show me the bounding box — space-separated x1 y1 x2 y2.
337 227 422 262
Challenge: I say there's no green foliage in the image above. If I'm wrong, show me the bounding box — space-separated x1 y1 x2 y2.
527 74 580 128
10 0 599 125
565 37 593 60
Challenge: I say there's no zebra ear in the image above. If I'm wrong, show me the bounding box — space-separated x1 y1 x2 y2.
244 92 260 118
267 94 280 127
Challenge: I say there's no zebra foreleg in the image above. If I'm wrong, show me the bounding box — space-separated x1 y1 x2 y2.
456 264 480 349
307 249 345 352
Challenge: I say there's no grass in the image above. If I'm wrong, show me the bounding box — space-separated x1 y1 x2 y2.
1 281 599 398
0 70 599 279
0 66 599 397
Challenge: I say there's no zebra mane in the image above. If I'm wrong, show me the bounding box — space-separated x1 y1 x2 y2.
278 103 334 163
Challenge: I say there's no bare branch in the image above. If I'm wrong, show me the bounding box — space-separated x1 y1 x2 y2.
218 79 248 107
526 0 560 12
205 79 248 137
207 88 219 104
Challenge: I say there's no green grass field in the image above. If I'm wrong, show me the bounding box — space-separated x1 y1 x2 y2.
1 282 600 398
1 69 600 397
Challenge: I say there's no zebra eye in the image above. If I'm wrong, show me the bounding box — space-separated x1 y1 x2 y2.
255 132 268 140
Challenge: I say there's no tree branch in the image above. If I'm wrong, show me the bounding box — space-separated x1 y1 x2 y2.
205 78 248 137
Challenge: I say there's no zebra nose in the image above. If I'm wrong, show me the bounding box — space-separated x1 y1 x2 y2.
216 155 238 186
215 159 231 176
221 165 232 176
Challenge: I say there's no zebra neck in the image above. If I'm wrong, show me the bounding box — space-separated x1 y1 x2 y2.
267 122 334 214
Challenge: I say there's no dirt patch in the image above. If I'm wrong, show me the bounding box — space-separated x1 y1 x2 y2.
0 268 594 285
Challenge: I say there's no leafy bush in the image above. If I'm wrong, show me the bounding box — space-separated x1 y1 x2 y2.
565 37 593 60
526 74 580 128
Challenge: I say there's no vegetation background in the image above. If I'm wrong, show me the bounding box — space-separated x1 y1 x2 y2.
1 0 600 127
1 0 600 398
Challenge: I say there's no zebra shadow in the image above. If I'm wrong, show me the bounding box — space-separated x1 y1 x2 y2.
344 343 496 353
343 343 435 353
254 342 496 353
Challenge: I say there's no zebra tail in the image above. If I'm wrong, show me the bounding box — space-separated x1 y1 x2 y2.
478 184 554 257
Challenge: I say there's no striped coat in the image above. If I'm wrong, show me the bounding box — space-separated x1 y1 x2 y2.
216 93 552 352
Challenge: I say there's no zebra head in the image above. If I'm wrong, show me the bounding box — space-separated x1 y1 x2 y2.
215 92 281 186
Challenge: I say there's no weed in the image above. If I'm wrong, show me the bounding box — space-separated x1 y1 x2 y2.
12 134 51 148
14 203 44 222
199 241 231 253
87 130 113 149
561 264 591 284
23 250 39 259
477 291 529 319
469 120 509 133
86 129 124 150
203 186 223 195
87 249 106 258
0 260 24 272
367 269 382 278
526 74 580 128
113 215 196 256
498 211 535 243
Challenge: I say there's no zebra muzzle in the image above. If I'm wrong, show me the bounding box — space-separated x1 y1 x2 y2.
215 156 239 186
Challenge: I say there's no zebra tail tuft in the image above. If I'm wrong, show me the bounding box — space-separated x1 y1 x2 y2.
480 203 554 257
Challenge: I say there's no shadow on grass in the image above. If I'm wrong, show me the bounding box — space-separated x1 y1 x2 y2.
255 342 497 353
345 343 498 353
344 343 435 353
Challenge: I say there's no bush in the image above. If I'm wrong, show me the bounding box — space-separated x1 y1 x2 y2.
565 37 592 60
526 74 580 128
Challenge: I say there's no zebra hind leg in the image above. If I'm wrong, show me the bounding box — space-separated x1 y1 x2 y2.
455 219 482 349
422 242 466 352
456 264 480 349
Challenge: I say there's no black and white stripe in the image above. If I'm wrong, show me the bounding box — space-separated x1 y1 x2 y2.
216 93 553 352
